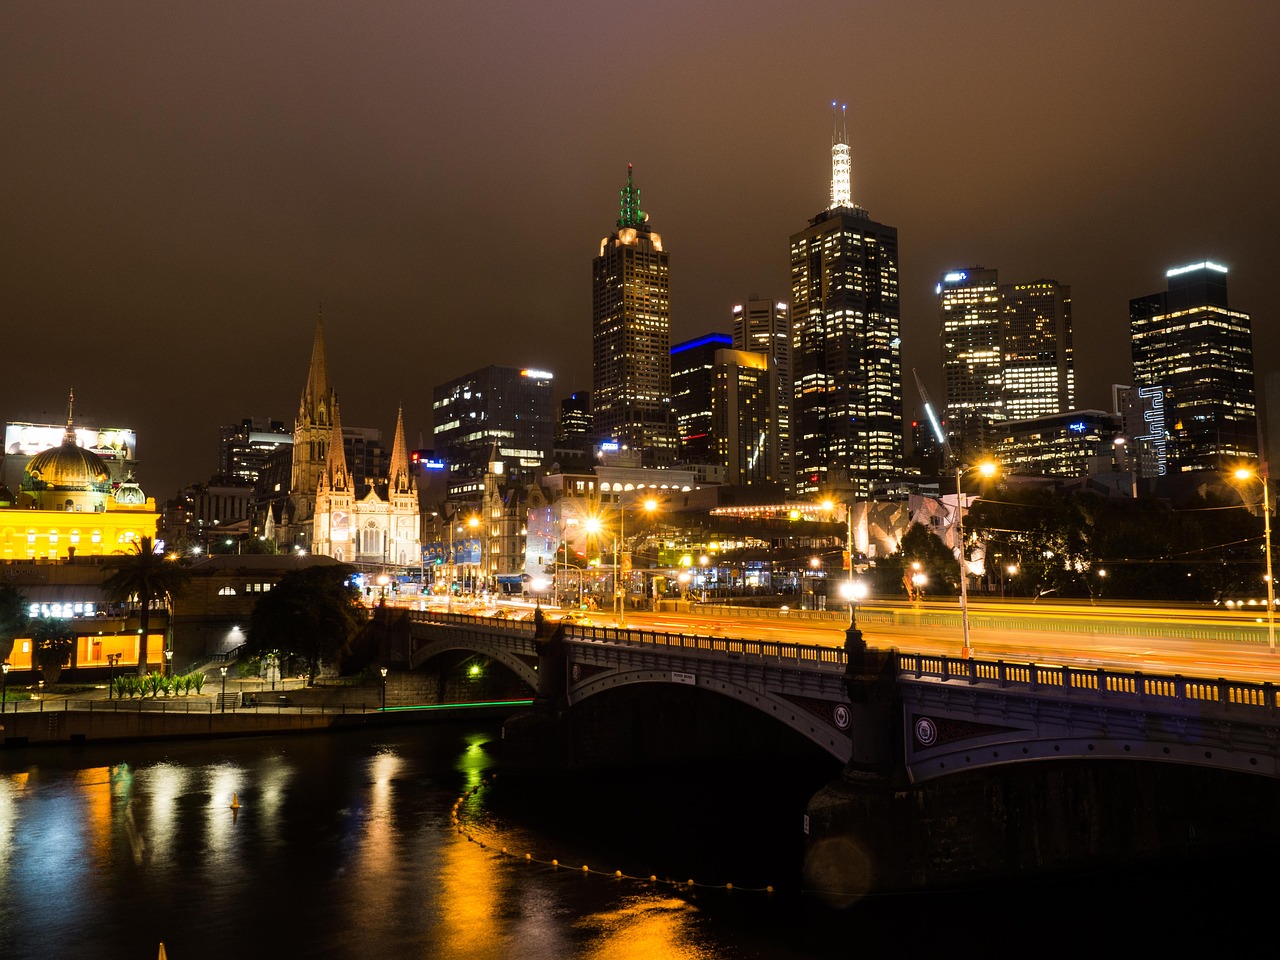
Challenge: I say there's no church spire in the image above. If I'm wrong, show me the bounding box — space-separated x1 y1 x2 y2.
829 101 852 210
321 397 350 494
387 404 414 494
302 308 329 418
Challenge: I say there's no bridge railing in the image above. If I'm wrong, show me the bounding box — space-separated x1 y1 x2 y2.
899 652 1280 718
408 609 845 670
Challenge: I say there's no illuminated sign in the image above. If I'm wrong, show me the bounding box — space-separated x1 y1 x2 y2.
521 369 554 380
1166 261 1228 277
420 459 446 470
1068 422 1087 433
943 271 968 283
5 424 137 459
600 442 620 452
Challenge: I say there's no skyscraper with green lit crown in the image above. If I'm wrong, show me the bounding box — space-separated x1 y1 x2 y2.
591 165 676 466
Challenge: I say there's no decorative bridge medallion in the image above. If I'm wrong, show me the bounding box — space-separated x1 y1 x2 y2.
910 713 1019 749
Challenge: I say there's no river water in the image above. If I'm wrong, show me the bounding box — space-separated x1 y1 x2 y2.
0 722 1265 958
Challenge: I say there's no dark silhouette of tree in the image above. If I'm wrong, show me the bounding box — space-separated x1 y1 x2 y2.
0 583 28 664
246 565 366 685
31 617 74 685
101 536 191 676
874 523 961 598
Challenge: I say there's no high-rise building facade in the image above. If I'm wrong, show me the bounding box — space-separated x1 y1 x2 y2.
1130 261 1257 471
790 107 902 498
432 365 555 494
591 165 676 466
671 333 775 486
938 268 1075 455
671 333 731 466
938 268 1002 447
733 296 792 492
218 417 291 485
1000 280 1074 420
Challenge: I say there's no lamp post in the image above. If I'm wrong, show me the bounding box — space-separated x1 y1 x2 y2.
164 648 173 678
956 460 997 659
107 652 119 700
219 665 228 713
1 661 9 714
616 495 626 628
446 508 456 613
380 666 388 710
838 578 868 628
1234 467 1275 654
467 514 480 596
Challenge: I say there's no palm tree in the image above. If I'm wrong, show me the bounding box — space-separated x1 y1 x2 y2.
31 617 75 685
102 536 191 676
0 583 28 665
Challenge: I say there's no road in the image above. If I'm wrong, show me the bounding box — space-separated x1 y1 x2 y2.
438 595 1280 685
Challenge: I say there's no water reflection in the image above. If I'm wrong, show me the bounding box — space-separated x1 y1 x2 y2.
0 727 843 960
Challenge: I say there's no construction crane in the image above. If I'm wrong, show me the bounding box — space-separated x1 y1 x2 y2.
912 368 978 658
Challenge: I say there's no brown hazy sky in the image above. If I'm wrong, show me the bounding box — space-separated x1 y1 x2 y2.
3 1 1278 498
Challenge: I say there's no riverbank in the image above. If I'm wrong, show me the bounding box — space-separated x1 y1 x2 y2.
0 675 532 747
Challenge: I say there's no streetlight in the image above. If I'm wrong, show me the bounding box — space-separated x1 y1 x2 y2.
467 515 480 595
164 648 173 677
106 652 120 700
1234 467 1275 654
380 666 388 710
822 496 855 582
956 460 998 659
838 578 868 628
1 661 9 715
220 665 228 713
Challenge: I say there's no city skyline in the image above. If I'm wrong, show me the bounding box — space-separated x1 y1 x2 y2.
2 2 1277 499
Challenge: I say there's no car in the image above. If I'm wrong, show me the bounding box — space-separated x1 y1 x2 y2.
556 611 594 625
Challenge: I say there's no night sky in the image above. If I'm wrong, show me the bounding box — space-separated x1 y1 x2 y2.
3 1 1278 499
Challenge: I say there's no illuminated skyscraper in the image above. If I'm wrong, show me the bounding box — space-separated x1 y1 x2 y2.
1130 261 1257 471
733 296 792 492
938 270 1074 455
591 165 676 466
1001 279 1074 421
938 268 1002 452
790 105 902 497
671 333 775 485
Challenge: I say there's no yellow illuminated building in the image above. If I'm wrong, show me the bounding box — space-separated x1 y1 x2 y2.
0 392 161 673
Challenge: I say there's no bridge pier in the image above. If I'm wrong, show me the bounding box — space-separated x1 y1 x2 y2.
805 633 1280 901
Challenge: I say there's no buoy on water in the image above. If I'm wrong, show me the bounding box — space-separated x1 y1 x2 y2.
230 793 241 810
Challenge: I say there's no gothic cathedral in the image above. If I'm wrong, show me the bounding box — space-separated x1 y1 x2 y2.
286 315 420 568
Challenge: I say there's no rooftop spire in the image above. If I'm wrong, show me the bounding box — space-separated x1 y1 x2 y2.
829 102 853 210
63 388 76 444
321 397 350 493
617 163 646 229
388 403 413 494
305 308 329 403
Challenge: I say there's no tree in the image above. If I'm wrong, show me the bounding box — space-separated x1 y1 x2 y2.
246 565 366 685
101 536 191 676
874 523 961 598
31 617 74 685
0 583 28 665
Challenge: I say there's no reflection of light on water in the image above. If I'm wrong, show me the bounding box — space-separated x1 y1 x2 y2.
205 763 247 865
140 763 188 861
355 748 402 877
456 732 492 792
0 774 25 884
577 896 712 960
435 816 508 959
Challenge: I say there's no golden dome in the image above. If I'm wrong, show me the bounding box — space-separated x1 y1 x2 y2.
26 440 111 491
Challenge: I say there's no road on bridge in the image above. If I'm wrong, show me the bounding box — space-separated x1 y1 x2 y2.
455 597 1280 685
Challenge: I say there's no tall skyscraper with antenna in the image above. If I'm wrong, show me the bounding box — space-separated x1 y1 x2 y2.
592 164 676 465
789 104 903 498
